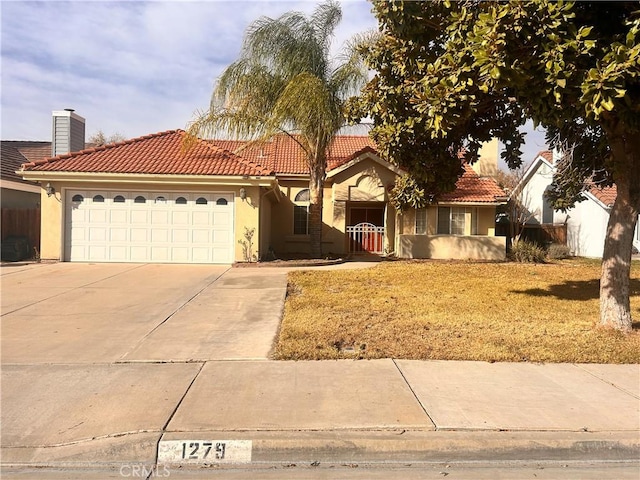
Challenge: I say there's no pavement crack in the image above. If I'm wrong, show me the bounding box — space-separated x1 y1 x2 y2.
3 430 162 449
117 267 230 361
154 361 207 464
572 364 640 400
1 264 146 317
392 359 438 429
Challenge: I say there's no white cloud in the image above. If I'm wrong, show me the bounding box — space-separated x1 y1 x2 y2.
1 0 546 164
1 0 377 140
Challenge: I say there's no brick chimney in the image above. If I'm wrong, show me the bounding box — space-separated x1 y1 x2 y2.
51 109 85 156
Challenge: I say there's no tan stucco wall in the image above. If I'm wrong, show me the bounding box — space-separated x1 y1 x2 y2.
398 235 506 260
234 185 260 262
38 181 261 263
40 184 62 260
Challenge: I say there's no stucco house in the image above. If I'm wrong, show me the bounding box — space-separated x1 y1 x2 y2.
19 116 508 264
512 151 640 258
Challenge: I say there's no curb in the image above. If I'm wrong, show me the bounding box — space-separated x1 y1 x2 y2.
3 430 638 469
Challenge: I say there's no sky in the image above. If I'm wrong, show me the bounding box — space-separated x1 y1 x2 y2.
1 0 547 168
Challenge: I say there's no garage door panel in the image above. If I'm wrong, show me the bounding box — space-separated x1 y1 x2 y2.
110 209 128 223
172 229 189 243
108 246 128 261
151 228 169 242
151 210 169 224
89 209 107 223
172 211 189 224
89 228 107 242
88 245 107 261
65 190 234 264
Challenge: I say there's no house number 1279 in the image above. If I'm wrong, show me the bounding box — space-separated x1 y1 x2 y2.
181 441 225 460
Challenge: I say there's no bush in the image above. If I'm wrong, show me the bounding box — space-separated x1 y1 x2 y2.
547 243 571 260
510 240 546 263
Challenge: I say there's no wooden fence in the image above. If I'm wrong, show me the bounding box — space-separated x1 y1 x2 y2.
521 224 567 246
1 208 41 255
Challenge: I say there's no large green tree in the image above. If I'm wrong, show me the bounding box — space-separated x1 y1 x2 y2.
188 0 368 258
352 0 639 332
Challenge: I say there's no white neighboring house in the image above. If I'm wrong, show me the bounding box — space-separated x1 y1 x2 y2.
513 151 640 258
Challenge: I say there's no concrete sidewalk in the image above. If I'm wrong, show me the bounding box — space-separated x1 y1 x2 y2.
1 262 639 473
2 360 638 468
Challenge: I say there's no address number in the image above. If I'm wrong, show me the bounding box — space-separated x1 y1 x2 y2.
157 439 252 464
181 441 225 460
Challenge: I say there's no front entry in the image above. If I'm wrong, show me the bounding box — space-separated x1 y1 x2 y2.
347 206 385 254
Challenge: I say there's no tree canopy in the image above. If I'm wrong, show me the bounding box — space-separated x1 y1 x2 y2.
188 0 369 257
353 0 639 331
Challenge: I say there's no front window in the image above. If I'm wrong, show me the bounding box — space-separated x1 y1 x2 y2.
293 189 310 235
415 208 428 235
437 207 477 235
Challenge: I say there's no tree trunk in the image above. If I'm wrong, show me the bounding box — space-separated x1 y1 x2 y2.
600 187 637 332
308 160 325 259
599 123 639 332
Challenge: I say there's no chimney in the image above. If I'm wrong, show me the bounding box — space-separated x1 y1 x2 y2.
52 109 85 156
472 138 499 178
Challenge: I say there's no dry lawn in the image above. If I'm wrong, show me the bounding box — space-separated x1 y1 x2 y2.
273 259 640 363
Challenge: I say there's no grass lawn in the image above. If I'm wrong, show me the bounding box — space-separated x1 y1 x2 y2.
273 258 640 363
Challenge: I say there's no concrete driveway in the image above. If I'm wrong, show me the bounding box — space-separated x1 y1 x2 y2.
1 262 287 363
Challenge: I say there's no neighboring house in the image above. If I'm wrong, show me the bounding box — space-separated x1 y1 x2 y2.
513 151 640 257
1 141 48 209
19 122 508 264
1 140 50 254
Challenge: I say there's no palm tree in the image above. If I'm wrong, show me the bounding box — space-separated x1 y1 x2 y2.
187 0 369 258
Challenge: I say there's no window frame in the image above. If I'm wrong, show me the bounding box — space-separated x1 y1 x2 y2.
293 189 310 235
415 208 428 235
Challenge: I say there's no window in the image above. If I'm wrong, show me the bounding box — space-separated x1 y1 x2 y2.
175 197 187 205
113 195 125 203
415 208 428 235
196 197 208 205
72 194 84 202
92 194 104 203
155 196 166 204
216 198 228 205
293 189 310 235
134 196 146 204
437 207 477 235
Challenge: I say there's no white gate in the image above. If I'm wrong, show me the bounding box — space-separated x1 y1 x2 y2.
347 222 384 254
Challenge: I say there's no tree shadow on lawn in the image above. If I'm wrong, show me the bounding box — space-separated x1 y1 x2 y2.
510 278 640 302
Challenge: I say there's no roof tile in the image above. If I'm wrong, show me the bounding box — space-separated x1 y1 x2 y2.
21 130 273 177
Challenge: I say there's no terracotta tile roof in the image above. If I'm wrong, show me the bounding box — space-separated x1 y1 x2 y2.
439 164 508 203
20 130 273 177
1 141 50 184
208 134 376 175
588 184 617 207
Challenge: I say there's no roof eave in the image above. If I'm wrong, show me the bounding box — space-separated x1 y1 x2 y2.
18 171 276 186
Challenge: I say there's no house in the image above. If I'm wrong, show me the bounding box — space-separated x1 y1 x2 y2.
512 151 640 257
19 116 508 264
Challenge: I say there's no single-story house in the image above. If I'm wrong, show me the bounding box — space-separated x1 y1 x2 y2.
19 122 508 264
512 150 640 257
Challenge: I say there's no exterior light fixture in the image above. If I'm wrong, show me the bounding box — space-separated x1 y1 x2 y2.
45 183 55 197
239 187 247 200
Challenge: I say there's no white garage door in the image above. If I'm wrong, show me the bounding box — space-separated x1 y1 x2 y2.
65 190 234 263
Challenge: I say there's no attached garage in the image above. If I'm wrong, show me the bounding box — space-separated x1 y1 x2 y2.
65 190 234 263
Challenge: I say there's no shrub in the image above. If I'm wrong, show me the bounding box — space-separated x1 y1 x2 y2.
510 240 546 263
547 243 571 260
